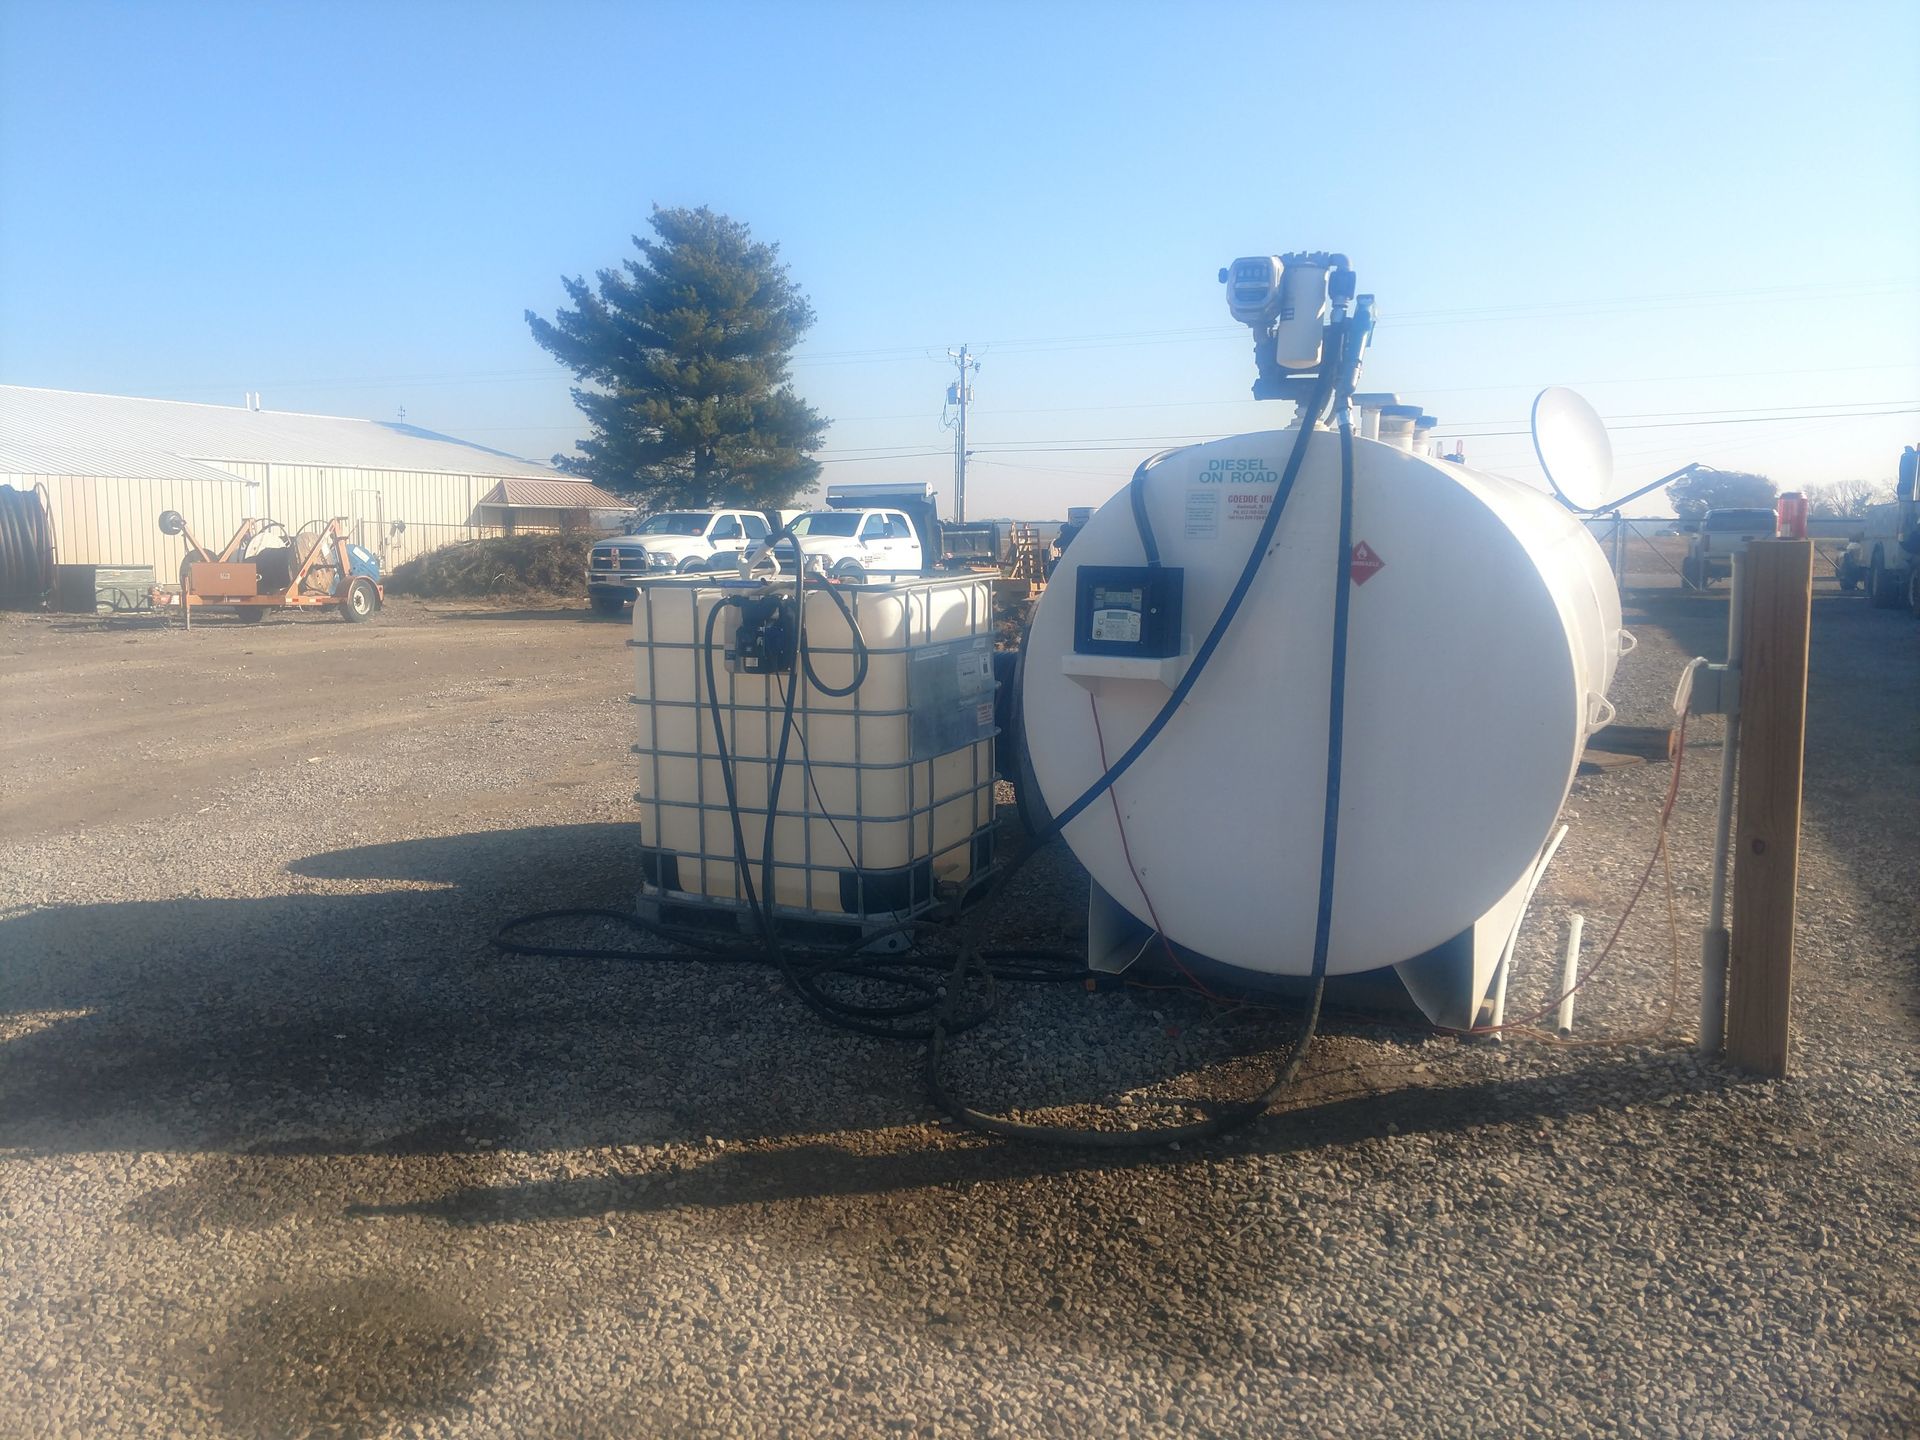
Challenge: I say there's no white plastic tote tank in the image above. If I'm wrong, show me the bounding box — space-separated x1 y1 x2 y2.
630 573 999 923
1021 426 1623 999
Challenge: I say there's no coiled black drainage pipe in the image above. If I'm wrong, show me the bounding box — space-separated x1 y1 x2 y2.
0 485 56 608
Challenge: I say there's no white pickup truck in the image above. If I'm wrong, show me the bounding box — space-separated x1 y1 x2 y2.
744 506 924 580
740 483 940 581
1681 507 1775 590
586 509 773 614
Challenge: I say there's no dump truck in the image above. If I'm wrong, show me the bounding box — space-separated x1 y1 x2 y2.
1837 445 1919 612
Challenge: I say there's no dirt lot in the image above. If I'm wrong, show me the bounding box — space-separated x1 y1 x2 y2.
2 591 1916 1437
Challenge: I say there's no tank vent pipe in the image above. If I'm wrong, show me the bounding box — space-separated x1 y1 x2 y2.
1555 914 1585 1037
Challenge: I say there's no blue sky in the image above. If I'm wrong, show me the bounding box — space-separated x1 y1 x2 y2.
2 0 1915 516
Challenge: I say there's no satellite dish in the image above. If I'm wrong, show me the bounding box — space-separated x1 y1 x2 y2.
1531 387 1613 512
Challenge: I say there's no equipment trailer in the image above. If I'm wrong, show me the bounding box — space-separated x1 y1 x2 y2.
152 510 384 623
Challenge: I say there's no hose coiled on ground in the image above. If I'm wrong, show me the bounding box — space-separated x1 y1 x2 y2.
0 485 56 608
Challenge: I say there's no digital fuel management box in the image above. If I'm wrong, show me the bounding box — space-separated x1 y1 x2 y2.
1072 564 1184 658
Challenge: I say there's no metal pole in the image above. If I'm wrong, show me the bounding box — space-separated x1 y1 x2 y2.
1699 550 1745 1053
954 344 971 526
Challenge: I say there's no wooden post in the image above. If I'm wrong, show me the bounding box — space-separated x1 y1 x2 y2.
1726 539 1813 1075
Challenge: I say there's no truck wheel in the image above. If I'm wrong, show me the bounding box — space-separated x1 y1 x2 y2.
589 590 627 617
1908 567 1920 620
833 559 867 582
341 577 378 622
1868 551 1901 609
1682 556 1702 591
677 556 708 573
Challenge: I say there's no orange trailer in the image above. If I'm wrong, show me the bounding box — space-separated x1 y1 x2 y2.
152 510 383 623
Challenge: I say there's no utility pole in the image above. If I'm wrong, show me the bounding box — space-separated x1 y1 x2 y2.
945 345 978 524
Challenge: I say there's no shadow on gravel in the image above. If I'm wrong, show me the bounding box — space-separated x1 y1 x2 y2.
286 824 635 885
2 814 1769 1173
347 1054 1738 1229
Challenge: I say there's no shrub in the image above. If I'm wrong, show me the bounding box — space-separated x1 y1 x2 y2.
386 532 594 599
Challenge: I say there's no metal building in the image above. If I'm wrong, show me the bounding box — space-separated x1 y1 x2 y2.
0 386 627 576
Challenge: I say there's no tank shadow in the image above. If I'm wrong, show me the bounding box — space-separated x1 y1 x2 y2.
1 818 1715 1173
345 1053 1730 1229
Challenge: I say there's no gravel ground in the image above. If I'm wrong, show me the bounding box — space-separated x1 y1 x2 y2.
1 591 1915 1438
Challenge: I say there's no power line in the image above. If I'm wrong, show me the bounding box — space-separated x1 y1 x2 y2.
939 407 1918 459
109 275 1918 397
816 448 950 463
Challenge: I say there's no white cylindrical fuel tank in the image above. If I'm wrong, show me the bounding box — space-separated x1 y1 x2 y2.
1022 426 1623 979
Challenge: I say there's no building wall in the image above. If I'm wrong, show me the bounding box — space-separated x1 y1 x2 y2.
3 463 604 577
6 471 254 577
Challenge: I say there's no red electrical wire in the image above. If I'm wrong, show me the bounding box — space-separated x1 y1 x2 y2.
1444 708 1692 1037
1088 694 1230 1002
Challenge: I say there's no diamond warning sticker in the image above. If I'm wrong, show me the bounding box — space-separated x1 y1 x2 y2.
1349 541 1385 586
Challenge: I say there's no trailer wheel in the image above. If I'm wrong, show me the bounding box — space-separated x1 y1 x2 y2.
341 577 378 622
233 607 268 624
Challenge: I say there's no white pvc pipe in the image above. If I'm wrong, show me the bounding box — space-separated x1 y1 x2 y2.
1555 913 1585 1036
1488 822 1569 1039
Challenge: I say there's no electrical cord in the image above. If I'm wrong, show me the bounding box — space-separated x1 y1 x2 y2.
1088 693 1228 1002
771 670 860 871
1445 708 1693 1045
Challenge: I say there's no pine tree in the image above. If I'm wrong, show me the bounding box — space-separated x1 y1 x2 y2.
527 207 829 507
1666 467 1777 520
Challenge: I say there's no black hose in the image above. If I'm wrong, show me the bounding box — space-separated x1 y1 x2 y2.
495 306 1367 1147
1127 449 1179 568
799 576 870 697
693 592 1041 1039
925 307 1365 1147
1032 362 1336 846
0 485 55 608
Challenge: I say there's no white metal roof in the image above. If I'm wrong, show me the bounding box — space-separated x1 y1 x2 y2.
0 385 565 481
